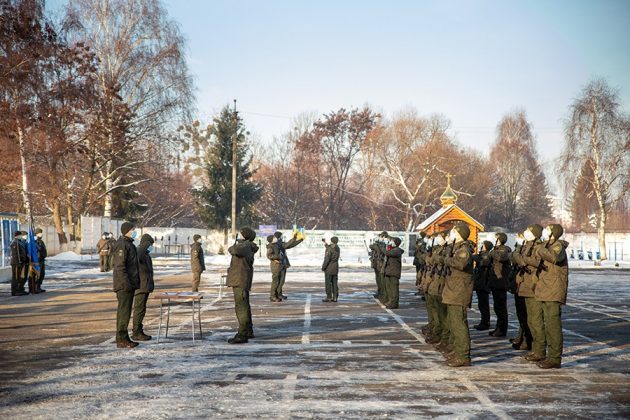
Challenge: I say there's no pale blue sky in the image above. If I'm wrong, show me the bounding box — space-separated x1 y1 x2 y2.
48 0 630 181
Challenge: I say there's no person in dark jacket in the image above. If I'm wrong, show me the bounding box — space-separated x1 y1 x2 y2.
322 235 340 302
132 234 155 341
10 231 28 296
190 234 206 292
33 228 47 293
413 233 428 297
275 231 303 299
488 233 512 337
369 231 388 300
267 235 283 302
382 236 404 309
112 222 140 348
226 227 259 344
509 231 533 350
472 241 493 331
97 233 110 272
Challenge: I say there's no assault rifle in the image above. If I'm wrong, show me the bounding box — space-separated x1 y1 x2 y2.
442 239 456 277
535 239 551 276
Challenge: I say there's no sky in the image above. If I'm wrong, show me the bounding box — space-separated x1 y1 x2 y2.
47 0 630 188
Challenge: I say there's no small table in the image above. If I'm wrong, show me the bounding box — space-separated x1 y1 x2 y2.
153 292 204 344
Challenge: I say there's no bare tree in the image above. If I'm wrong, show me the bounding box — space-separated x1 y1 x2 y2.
560 79 630 260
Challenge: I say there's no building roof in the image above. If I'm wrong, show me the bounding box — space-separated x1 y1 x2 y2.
416 204 484 231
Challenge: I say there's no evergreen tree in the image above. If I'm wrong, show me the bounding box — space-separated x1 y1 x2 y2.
193 106 262 238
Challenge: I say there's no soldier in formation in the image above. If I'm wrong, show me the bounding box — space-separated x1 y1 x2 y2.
270 230 303 300
190 234 206 292
10 231 28 296
321 234 340 302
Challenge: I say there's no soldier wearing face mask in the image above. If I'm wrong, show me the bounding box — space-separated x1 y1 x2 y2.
433 231 454 353
508 232 531 349
132 234 155 341
424 232 450 347
442 223 474 367
190 234 206 292
33 228 47 293
513 224 544 361
472 241 493 331
97 232 110 272
267 234 283 302
10 231 28 296
274 230 304 300
487 233 511 337
532 224 569 369
112 222 140 348
369 231 389 302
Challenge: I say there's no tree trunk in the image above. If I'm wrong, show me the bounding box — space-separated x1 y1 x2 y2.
104 158 113 217
16 122 32 220
52 199 68 244
67 193 75 241
597 205 607 261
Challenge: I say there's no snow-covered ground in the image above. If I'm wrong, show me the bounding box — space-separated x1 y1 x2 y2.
0 257 629 418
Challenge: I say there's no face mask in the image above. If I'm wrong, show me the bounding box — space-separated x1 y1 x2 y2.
436 236 445 246
448 230 457 242
147 245 154 253
524 230 535 242
197 238 203 244
541 228 551 241
515 237 524 246
131 230 138 239
272 237 278 244
36 233 42 239
22 235 27 240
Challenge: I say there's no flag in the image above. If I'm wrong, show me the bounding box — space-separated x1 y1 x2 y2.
27 226 40 274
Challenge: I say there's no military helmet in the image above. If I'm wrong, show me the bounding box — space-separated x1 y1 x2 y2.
495 232 508 244
548 224 564 239
482 240 494 251
527 224 543 239
453 223 470 241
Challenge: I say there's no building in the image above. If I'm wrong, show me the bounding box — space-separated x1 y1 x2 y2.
415 175 485 244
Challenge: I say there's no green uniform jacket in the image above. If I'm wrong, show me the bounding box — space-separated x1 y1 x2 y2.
382 247 404 278
472 251 492 292
112 236 140 292
278 237 303 268
511 240 539 297
226 240 259 291
266 243 283 275
488 244 512 290
322 244 340 275
425 244 444 296
442 241 474 307
369 243 380 270
413 242 427 269
190 242 206 273
534 239 569 304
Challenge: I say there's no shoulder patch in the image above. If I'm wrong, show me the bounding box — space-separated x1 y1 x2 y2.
457 248 469 259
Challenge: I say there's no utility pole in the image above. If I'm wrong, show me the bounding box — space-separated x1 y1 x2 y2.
231 99 237 238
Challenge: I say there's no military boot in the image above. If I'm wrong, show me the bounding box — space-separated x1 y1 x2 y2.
473 323 490 331
132 331 152 341
228 335 248 344
447 357 471 367
117 339 139 349
536 358 561 369
523 352 546 362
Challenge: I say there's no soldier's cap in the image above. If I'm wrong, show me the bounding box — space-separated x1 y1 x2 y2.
331 236 339 244
267 235 274 243
482 240 494 251
240 227 256 241
495 232 507 244
193 234 201 241
527 224 543 239
140 233 154 245
379 231 388 237
121 222 134 235
453 223 470 241
14 231 22 237
35 228 43 234
274 231 283 239
392 237 402 246
548 224 564 238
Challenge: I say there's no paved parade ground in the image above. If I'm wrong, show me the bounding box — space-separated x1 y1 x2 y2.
0 258 629 419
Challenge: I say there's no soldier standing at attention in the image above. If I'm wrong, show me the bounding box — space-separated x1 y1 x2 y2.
382 237 404 309
488 233 511 337
514 224 545 362
274 230 303 300
533 224 569 369
413 233 428 297
322 236 340 302
132 234 155 341
226 227 259 344
442 223 474 367
97 233 110 272
105 232 116 271
369 231 387 300
190 234 206 292
112 222 140 348
10 231 28 296
472 241 493 331
509 232 532 350
34 228 47 293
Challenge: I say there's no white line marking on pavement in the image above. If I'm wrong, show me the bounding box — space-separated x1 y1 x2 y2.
281 373 298 418
381 340 391 345
342 340 352 345
567 298 630 322
302 294 311 344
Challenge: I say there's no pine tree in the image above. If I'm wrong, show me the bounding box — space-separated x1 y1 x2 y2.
193 106 262 240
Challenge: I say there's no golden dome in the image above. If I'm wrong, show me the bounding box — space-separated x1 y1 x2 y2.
440 174 458 207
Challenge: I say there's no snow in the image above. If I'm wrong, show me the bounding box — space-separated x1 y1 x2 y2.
47 251 97 261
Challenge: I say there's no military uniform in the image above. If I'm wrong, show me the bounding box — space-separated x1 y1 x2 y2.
132 234 155 341
413 236 428 296
382 238 403 309
97 235 110 272
10 232 28 296
442 224 474 367
275 232 303 298
472 241 493 330
425 238 449 345
190 235 206 292
266 236 283 301
322 237 340 302
112 223 140 348
226 227 259 343
534 224 569 369
488 235 511 337
509 241 533 350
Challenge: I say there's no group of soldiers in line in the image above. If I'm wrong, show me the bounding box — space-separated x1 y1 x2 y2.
9 229 47 296
369 233 405 309
412 223 569 369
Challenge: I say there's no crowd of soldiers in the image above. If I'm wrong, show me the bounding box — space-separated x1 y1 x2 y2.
369 232 405 309
9 229 47 296
412 222 569 369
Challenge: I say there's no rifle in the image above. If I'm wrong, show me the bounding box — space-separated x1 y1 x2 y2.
535 240 551 276
444 239 456 277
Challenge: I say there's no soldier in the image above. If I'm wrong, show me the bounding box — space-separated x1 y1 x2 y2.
97 233 110 272
132 234 155 341
34 228 47 293
533 224 569 369
112 222 140 348
434 231 455 354
509 232 532 350
190 234 206 292
369 231 388 300
105 233 116 271
413 233 428 297
442 223 474 367
10 231 28 296
423 233 446 345
488 233 511 337
274 230 303 300
513 224 545 361
472 241 493 331
226 227 259 344
322 236 340 302
267 235 283 302
381 236 403 309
